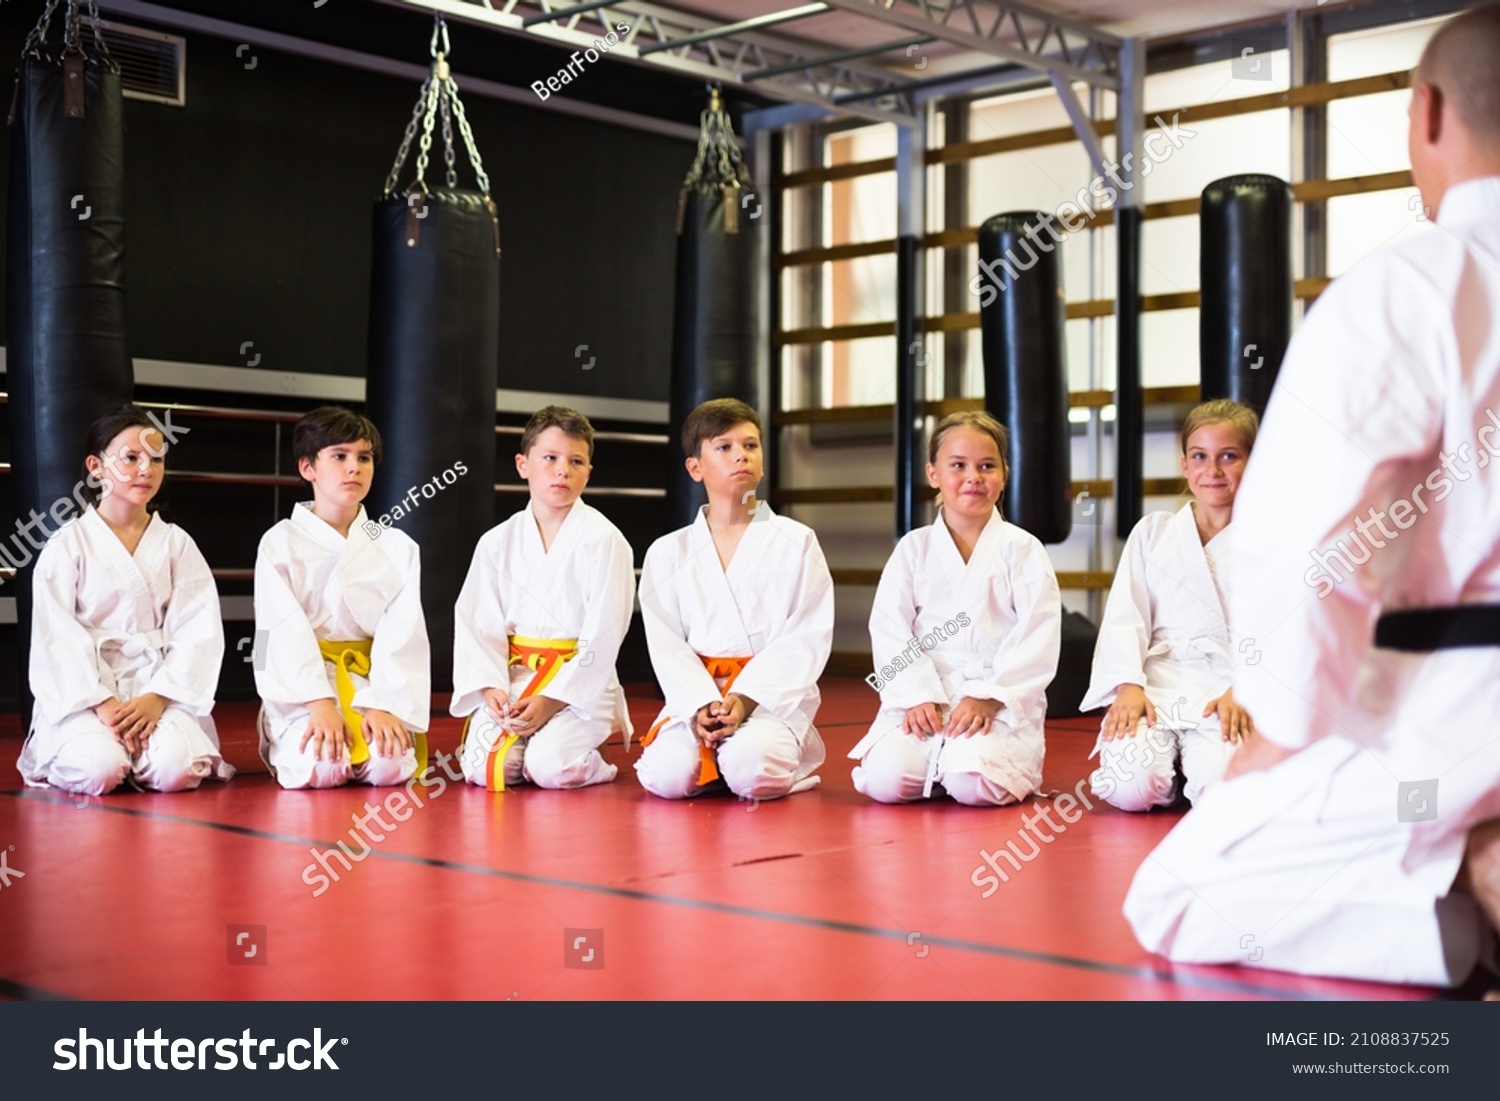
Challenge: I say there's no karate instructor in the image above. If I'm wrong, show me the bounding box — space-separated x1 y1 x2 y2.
1125 3 1500 987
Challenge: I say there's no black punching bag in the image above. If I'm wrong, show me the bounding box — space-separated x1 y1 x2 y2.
366 28 498 692
978 212 1071 544
667 88 760 529
6 6 133 718
1199 174 1293 414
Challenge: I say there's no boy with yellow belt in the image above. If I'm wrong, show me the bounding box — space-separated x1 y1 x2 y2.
254 407 429 790
451 406 635 790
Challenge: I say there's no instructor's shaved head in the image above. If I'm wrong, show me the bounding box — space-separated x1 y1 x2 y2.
1416 4 1500 140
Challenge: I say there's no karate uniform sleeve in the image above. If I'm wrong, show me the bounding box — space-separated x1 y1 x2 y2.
730 527 835 722
962 536 1062 731
253 532 337 708
450 532 514 717
1079 518 1154 712
868 537 950 711
638 541 723 723
143 532 224 714
28 539 115 716
539 528 635 715
355 541 431 733
1232 256 1445 750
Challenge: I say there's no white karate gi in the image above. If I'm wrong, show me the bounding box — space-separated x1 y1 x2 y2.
254 502 429 790
1082 504 1239 811
849 509 1061 806
1126 176 1500 986
634 502 833 800
20 507 231 795
450 500 635 790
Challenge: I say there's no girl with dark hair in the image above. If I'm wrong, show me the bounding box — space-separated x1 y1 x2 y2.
19 406 231 794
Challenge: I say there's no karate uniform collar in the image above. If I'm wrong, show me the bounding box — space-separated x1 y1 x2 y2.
291 499 371 551
1437 175 1500 228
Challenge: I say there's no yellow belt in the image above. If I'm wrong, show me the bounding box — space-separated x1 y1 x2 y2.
462 635 578 792
639 655 751 786
317 638 428 773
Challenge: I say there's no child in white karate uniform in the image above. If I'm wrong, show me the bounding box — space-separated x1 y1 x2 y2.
451 406 635 791
254 407 428 790
635 398 834 801
850 411 1061 805
1083 399 1259 811
20 405 231 795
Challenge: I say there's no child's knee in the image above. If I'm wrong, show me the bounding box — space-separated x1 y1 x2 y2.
634 740 701 800
50 734 131 796
135 722 210 793
276 751 354 790
941 770 1018 807
362 748 418 788
1090 734 1177 812
852 739 924 803
718 726 799 800
522 737 612 790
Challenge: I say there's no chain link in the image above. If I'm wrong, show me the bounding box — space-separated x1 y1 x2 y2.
381 14 492 199
681 85 753 193
23 0 116 69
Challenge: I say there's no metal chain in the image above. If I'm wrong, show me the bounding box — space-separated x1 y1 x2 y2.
681 85 752 192
381 14 493 198
382 74 433 195
23 0 64 53
24 0 116 69
439 86 456 189
450 83 491 196
412 77 441 189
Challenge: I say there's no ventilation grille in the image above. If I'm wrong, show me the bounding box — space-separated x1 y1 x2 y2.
98 20 185 106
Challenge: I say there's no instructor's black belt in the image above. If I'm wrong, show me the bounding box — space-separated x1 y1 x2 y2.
1374 604 1500 651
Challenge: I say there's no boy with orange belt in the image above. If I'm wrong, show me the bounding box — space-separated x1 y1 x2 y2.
635 399 834 801
451 406 635 790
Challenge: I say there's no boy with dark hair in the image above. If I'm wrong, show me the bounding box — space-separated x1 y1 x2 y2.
451 405 634 790
255 406 430 790
636 398 834 800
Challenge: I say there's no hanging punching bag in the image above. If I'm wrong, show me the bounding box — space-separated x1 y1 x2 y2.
6 2 133 719
978 212 1071 545
366 19 498 703
667 88 760 529
1199 174 1293 414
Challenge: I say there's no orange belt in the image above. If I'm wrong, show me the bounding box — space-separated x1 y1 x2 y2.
463 636 578 792
639 655 750 786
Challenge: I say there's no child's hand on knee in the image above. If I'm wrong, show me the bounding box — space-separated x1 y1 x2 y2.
1103 684 1155 740
902 703 945 738
508 695 565 737
362 708 413 757
482 687 511 721
946 696 999 737
1204 688 1254 743
112 692 166 752
301 698 351 762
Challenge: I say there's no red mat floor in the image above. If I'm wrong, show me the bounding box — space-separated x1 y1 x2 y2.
0 678 1444 1001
